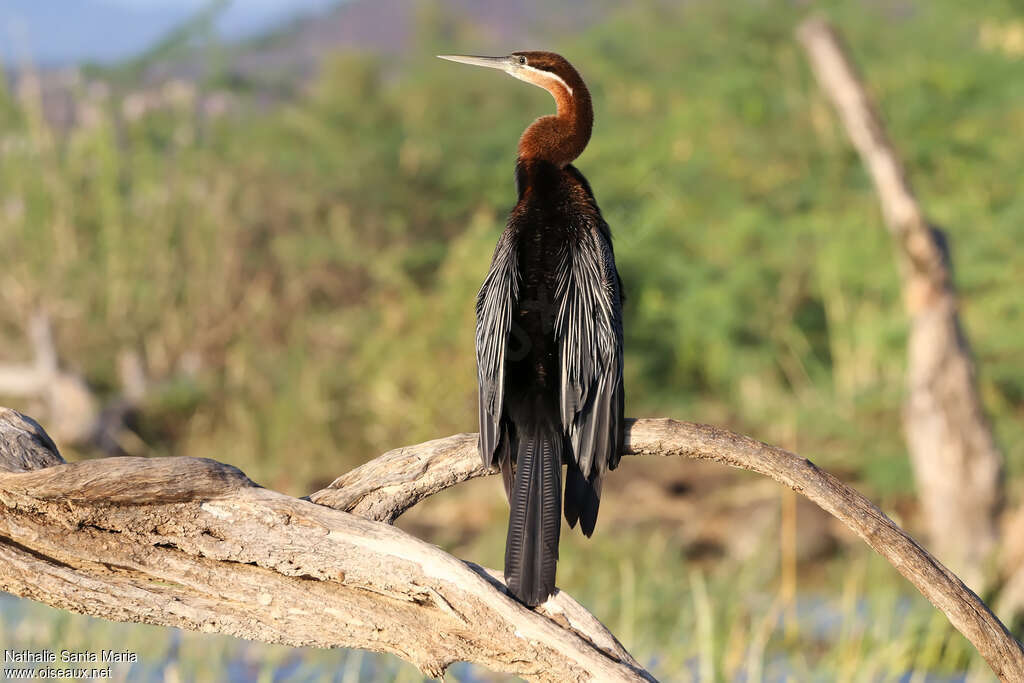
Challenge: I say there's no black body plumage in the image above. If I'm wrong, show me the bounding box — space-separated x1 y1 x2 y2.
439 50 625 606
476 158 624 606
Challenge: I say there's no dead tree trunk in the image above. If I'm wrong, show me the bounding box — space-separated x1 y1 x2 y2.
797 17 1004 589
1 407 1022 680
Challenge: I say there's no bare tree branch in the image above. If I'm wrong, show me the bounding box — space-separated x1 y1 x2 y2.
796 16 1004 590
310 432 483 523
3 407 1022 679
0 408 649 682
314 418 1024 680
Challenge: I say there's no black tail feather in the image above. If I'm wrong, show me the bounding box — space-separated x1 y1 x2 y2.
499 428 514 500
504 423 562 606
564 465 601 537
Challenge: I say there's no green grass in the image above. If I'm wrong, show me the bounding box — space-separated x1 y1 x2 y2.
1 0 1022 678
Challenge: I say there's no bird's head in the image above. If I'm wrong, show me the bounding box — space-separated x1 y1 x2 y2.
437 51 592 166
437 51 584 108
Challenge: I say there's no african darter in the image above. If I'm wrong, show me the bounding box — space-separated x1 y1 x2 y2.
439 52 624 606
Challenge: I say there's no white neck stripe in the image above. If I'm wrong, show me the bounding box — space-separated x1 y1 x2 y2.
517 64 573 96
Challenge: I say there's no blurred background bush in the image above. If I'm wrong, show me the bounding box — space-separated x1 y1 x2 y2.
1 0 1022 679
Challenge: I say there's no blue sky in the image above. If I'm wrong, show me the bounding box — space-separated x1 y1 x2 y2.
0 0 338 66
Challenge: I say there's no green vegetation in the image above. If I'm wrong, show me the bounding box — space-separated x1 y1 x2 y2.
1 0 1022 678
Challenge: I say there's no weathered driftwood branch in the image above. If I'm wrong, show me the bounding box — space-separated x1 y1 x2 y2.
4 408 1022 680
313 418 1024 680
796 17 1004 589
310 432 484 522
0 408 648 682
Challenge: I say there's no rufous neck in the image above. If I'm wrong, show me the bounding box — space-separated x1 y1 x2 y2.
517 77 592 167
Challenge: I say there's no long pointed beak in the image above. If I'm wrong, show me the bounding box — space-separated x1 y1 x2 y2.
437 55 509 71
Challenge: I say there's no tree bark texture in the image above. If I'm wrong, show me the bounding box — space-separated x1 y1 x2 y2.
2 408 1022 680
796 17 1004 589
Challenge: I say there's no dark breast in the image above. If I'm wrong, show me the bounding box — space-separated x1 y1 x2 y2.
504 161 596 404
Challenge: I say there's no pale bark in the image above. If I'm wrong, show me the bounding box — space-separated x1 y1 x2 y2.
309 432 484 523
0 408 65 472
3 407 1022 679
0 408 648 682
797 17 1004 589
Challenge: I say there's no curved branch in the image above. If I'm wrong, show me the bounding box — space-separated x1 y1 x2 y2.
0 409 649 682
310 432 483 522
311 418 1024 681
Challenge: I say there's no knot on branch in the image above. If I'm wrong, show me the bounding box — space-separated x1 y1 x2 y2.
0 408 66 473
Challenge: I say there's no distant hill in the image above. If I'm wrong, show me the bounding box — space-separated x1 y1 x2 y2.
4 0 614 131
0 0 340 67
134 0 614 87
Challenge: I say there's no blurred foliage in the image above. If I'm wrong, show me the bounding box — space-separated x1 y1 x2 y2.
1 0 1022 677
3 0 1020 496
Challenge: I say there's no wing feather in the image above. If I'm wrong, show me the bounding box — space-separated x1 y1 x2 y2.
476 232 519 467
555 215 624 479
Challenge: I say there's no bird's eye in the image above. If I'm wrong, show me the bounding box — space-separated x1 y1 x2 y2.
518 56 527 65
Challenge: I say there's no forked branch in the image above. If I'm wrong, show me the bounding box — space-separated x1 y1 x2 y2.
312 418 1024 680
2 408 1022 680
0 409 647 682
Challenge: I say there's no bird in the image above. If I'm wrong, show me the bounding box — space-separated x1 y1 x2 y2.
438 52 625 606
